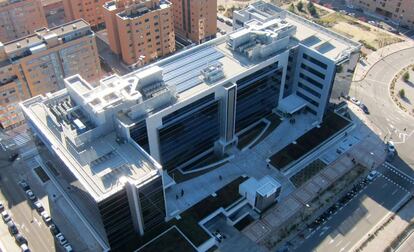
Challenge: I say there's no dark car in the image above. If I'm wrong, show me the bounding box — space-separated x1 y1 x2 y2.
15 233 28 245
8 153 19 162
360 104 369 114
19 180 30 191
8 221 18 235
49 223 60 235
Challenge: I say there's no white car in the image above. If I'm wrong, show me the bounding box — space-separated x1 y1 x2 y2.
367 170 379 181
25 190 36 201
63 244 73 252
2 211 11 223
350 97 361 106
387 141 396 153
20 244 30 252
41 211 52 224
56 233 67 245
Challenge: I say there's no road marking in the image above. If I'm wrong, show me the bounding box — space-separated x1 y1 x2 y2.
365 214 371 219
335 239 343 247
340 241 351 252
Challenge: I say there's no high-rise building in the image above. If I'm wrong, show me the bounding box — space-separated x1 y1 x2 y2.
171 0 217 44
0 0 48 43
347 0 414 29
21 3 360 249
62 0 107 28
103 0 175 66
0 19 101 129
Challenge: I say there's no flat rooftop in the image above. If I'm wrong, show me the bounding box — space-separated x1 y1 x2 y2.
2 19 92 56
21 94 160 201
236 1 360 59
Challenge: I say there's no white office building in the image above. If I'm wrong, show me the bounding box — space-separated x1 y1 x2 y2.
20 3 360 249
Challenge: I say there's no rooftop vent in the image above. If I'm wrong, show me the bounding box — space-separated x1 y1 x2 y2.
72 24 77 30
201 62 225 83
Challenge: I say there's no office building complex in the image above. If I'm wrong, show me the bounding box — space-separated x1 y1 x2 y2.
62 0 107 28
347 0 414 28
0 0 48 43
0 20 101 129
21 2 359 249
103 0 175 66
171 0 217 43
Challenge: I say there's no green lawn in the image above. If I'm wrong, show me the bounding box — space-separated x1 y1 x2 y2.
138 227 196 252
269 112 350 170
290 159 327 188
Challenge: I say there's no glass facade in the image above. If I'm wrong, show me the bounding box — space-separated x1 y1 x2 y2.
98 189 135 249
138 176 166 231
235 63 282 133
159 96 220 171
129 120 150 153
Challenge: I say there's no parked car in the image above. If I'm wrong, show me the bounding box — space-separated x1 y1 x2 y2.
367 170 379 181
15 233 28 245
41 211 52 224
20 244 30 252
8 153 19 162
56 233 67 245
63 243 73 252
350 97 361 106
8 221 18 235
2 210 11 223
387 141 396 154
0 201 4 212
34 201 44 213
49 223 60 235
19 180 30 191
25 190 36 201
225 20 233 26
360 104 369 114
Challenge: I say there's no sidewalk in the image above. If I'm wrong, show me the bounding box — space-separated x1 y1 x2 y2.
361 199 414 252
353 40 414 82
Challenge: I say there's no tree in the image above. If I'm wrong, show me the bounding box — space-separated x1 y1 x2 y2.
399 89 405 98
403 71 410 82
296 1 303 12
307 1 318 17
288 3 295 13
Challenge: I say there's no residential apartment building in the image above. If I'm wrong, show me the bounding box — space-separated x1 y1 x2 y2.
0 0 48 43
21 4 359 248
348 0 414 28
171 0 217 43
0 19 101 129
103 0 175 66
62 0 107 28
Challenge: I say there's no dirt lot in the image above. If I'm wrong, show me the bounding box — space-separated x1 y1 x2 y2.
317 12 404 50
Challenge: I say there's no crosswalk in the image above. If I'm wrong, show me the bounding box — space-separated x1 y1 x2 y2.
13 132 31 147
378 162 414 193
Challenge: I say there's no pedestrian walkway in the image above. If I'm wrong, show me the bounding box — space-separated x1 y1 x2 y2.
353 40 414 82
361 199 414 252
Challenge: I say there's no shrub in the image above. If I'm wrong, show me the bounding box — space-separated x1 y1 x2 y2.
296 1 303 12
399 89 405 98
307 1 318 17
288 3 295 13
403 72 410 82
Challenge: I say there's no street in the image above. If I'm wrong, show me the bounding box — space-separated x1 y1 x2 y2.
294 163 414 252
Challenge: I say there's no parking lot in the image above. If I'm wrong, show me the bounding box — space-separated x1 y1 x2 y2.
293 163 413 252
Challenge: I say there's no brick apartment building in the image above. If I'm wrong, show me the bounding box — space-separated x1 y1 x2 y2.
348 0 414 28
0 20 101 129
62 0 108 28
103 0 175 66
0 0 48 43
171 0 217 43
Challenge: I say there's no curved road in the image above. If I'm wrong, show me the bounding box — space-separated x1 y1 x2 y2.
351 47 414 169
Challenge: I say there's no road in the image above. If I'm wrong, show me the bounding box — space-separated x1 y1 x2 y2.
0 150 57 252
351 47 414 169
294 163 414 252
397 231 414 252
